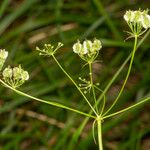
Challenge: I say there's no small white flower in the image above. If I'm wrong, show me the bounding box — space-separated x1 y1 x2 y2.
13 67 22 79
92 39 102 52
0 49 8 71
133 11 142 22
124 10 135 22
0 49 8 59
13 66 29 81
21 71 29 81
2 67 12 78
80 48 88 55
83 40 92 53
73 41 83 54
124 10 141 23
141 14 150 29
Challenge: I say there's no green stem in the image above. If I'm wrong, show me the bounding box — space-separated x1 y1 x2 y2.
89 62 99 113
0 79 96 119
94 86 106 116
52 55 98 116
102 97 150 120
97 117 103 150
103 35 138 117
96 29 150 109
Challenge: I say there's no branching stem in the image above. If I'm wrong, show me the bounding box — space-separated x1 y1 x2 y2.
52 55 98 116
102 97 150 119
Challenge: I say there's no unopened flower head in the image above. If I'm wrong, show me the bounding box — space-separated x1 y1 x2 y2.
0 49 8 71
73 39 102 62
124 9 150 35
36 42 63 56
2 65 29 88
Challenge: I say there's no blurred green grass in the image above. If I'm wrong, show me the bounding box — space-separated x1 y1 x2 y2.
0 0 150 150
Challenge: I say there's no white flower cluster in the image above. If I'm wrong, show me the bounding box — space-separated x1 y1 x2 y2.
73 39 102 55
0 49 8 71
73 39 102 62
2 65 29 88
124 9 150 34
0 49 29 88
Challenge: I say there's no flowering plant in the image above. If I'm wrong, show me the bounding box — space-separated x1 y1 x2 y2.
0 9 150 150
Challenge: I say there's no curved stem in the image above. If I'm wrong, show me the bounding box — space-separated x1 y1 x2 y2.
102 97 150 120
0 79 96 119
97 117 103 150
96 29 150 109
52 55 98 116
92 119 97 144
89 62 99 113
103 35 138 117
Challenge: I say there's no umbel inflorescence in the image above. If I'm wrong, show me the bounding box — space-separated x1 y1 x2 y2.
0 49 29 88
36 42 63 56
2 65 29 88
73 39 102 63
124 9 150 36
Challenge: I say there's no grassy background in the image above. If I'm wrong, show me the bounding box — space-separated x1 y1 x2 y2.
0 0 150 149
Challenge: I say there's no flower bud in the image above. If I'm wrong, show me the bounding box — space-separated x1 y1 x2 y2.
58 42 64 47
0 49 8 71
